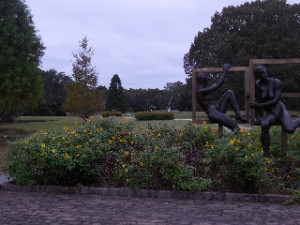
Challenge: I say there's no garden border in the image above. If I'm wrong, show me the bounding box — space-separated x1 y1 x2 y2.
0 182 291 204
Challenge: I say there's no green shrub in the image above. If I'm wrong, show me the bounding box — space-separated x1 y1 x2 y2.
4 118 210 191
4 117 135 186
117 123 212 191
5 117 299 194
135 111 174 120
203 128 273 193
101 111 122 117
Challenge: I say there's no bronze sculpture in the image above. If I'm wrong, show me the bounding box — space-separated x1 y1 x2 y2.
196 64 247 131
249 65 300 156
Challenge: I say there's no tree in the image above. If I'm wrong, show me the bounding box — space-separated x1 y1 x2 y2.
64 37 104 118
0 0 45 122
185 0 300 109
106 74 125 112
42 69 72 115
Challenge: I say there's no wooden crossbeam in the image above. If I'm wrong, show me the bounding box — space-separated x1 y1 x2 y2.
193 66 249 73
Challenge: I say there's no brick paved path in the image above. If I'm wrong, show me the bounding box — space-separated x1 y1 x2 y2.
0 190 299 225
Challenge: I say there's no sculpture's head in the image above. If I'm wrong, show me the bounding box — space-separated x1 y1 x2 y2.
254 65 268 80
196 72 209 83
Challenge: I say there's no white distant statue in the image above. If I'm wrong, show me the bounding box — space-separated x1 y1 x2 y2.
166 96 173 112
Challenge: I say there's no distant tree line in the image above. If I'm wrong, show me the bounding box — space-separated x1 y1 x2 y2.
24 70 193 116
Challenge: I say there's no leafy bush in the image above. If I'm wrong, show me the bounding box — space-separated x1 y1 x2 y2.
4 118 300 194
203 128 273 193
101 111 122 117
118 123 212 191
4 118 210 191
135 111 174 120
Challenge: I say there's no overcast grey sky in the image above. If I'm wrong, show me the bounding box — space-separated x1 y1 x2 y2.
25 0 299 89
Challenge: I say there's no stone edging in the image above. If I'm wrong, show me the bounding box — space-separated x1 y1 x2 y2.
0 182 291 204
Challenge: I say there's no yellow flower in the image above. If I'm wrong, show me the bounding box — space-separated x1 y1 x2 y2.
24 140 29 144
244 155 248 159
140 162 144 167
51 149 56 154
123 151 129 157
202 121 207 125
247 131 251 136
41 143 46 148
239 128 245 133
229 139 235 145
76 145 82 149
108 140 113 145
64 153 70 159
251 153 255 157
63 126 68 131
236 139 241 144
193 124 199 128
119 172 123 177
157 133 161 137
248 143 252 147
124 168 128 173
235 147 239 151
122 164 126 169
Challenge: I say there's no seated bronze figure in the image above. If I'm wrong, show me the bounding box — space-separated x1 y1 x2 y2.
249 65 300 156
196 64 246 131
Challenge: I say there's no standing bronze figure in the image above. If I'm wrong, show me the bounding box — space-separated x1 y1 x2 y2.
249 65 300 156
196 64 246 131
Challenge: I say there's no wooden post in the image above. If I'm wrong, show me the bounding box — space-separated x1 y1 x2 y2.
192 69 197 123
218 124 223 138
244 69 250 119
248 60 256 125
281 128 287 157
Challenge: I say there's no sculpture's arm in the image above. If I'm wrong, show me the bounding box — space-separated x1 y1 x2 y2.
197 64 230 94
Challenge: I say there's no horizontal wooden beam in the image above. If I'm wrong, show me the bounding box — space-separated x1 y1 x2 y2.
281 92 300 98
193 66 249 73
250 58 300 65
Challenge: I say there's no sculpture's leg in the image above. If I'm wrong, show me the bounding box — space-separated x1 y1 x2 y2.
217 90 246 121
260 115 276 157
208 109 239 131
280 109 300 134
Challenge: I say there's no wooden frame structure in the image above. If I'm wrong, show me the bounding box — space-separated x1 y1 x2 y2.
192 58 300 156
192 58 300 125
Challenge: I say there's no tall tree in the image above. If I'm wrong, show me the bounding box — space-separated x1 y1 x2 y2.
64 37 103 118
0 0 45 121
185 0 300 69
185 0 300 109
106 74 125 112
42 69 72 115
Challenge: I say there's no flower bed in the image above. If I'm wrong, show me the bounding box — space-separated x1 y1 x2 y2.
3 117 300 194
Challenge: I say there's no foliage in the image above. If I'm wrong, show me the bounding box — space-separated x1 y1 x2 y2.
0 0 45 122
4 118 211 191
4 118 300 194
24 69 72 116
101 111 122 117
64 37 104 118
203 128 273 193
284 189 300 205
106 74 125 112
135 111 174 121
